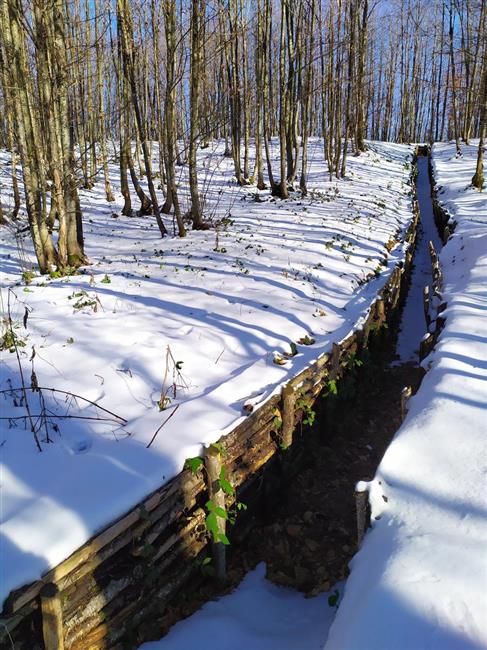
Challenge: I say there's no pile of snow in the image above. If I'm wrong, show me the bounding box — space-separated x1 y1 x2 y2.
140 564 342 650
0 140 415 603
325 141 487 649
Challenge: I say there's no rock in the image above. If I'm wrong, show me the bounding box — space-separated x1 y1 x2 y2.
305 538 320 552
303 510 314 523
286 524 301 538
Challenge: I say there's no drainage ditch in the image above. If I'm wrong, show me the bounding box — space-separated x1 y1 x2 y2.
136 150 443 645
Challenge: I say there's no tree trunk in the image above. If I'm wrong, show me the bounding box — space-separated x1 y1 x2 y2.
188 0 205 229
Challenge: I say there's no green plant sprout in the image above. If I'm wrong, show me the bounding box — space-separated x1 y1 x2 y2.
185 448 246 548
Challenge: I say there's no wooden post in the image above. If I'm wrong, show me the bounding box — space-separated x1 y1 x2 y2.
401 386 412 421
203 444 226 582
423 285 431 328
40 583 64 650
375 298 386 325
419 332 435 360
442 226 450 245
280 383 295 449
330 342 341 379
355 483 369 549
429 241 443 290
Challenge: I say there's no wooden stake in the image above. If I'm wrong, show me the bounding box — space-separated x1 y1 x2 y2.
280 384 295 449
330 342 341 380
203 444 227 582
401 386 412 421
423 285 431 328
375 298 386 324
442 226 450 245
355 486 369 548
40 583 64 650
419 332 435 360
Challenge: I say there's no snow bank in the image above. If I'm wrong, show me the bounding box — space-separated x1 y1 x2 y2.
0 140 414 604
325 141 487 649
139 564 342 650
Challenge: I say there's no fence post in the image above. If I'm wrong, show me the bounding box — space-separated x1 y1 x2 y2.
40 583 64 650
204 444 227 582
355 482 370 549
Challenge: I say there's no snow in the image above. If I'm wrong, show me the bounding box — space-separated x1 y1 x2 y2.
325 141 487 649
0 140 415 604
139 564 343 650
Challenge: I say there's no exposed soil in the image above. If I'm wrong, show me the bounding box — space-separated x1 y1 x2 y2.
242 347 424 595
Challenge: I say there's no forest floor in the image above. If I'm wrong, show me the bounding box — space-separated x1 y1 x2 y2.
0 140 418 607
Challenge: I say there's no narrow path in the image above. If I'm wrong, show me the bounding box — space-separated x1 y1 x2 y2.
395 156 443 363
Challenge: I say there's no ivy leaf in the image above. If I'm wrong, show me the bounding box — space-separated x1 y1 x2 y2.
185 457 204 474
328 589 340 608
210 442 225 455
219 477 235 496
326 379 338 396
214 506 228 520
206 512 219 537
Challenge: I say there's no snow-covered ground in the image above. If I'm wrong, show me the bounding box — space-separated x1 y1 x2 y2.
0 140 416 604
139 564 343 650
325 141 487 649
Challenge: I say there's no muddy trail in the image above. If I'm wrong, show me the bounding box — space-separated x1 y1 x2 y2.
139 154 440 643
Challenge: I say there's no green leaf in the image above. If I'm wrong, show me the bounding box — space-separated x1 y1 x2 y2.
214 506 228 520
202 557 212 566
100 274 111 284
139 543 155 558
185 456 204 474
210 442 225 455
139 505 150 521
206 512 219 536
290 342 298 356
237 501 247 511
328 589 340 608
327 379 338 395
272 416 282 432
218 533 230 545
205 499 215 512
219 477 235 496
219 466 226 480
